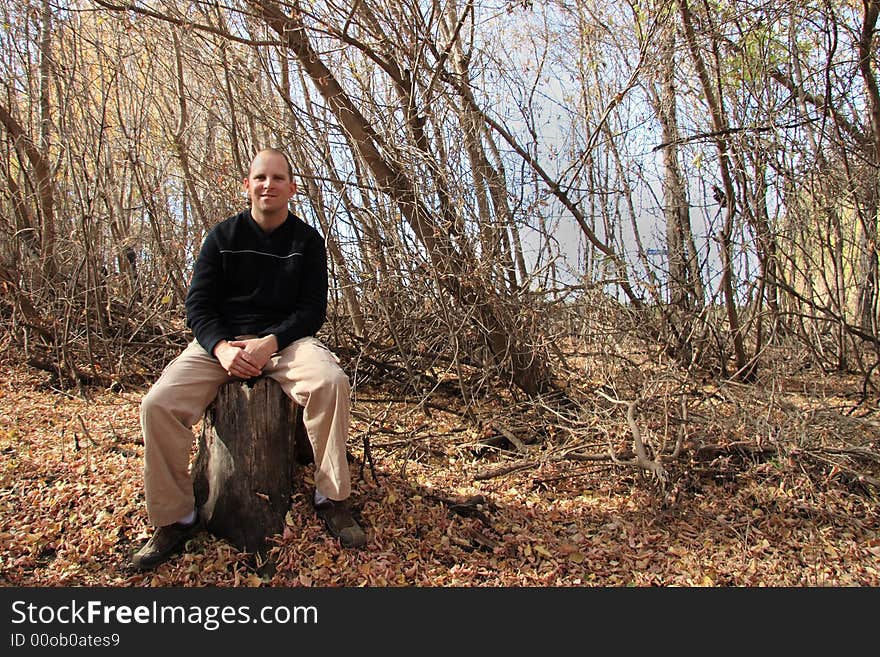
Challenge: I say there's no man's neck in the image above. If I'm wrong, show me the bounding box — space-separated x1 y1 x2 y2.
251 208 288 233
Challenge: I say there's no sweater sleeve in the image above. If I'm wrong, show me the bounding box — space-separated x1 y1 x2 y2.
259 228 328 350
185 229 233 357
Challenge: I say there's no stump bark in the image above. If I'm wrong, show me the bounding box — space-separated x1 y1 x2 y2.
191 377 313 555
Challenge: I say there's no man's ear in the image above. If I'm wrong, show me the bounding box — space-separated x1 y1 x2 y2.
290 179 298 196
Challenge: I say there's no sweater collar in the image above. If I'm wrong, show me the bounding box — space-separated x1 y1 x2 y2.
245 209 294 236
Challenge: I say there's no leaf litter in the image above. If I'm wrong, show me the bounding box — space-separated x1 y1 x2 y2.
1 360 878 588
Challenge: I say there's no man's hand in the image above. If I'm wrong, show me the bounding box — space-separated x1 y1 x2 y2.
214 335 279 378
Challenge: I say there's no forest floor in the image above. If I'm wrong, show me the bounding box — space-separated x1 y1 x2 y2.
1 356 879 588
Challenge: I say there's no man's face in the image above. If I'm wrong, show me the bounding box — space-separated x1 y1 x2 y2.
243 152 297 215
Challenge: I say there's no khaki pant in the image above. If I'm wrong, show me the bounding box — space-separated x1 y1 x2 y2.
140 336 352 527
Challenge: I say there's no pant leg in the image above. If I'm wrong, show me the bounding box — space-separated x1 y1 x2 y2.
265 336 352 501
140 339 229 526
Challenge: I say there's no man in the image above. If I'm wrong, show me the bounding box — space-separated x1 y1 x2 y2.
131 148 365 571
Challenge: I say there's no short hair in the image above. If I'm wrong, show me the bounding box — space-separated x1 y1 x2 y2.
249 148 294 180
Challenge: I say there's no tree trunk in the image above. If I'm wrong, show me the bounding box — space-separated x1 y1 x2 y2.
192 377 313 556
857 0 880 334
679 0 750 378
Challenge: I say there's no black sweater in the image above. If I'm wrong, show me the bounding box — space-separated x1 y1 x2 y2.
185 210 328 357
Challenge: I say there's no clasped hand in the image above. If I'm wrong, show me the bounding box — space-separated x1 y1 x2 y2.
214 335 278 378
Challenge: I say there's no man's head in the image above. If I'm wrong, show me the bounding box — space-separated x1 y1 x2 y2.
243 149 297 219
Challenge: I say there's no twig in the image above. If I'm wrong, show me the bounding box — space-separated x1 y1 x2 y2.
490 423 527 453
76 414 99 447
473 460 539 481
595 389 668 482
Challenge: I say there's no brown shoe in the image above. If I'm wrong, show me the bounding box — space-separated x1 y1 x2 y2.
314 499 366 548
130 514 203 571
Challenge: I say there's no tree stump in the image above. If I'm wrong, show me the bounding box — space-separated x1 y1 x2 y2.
191 377 313 556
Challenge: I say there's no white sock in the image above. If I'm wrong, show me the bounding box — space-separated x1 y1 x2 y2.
314 490 329 506
178 509 196 526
